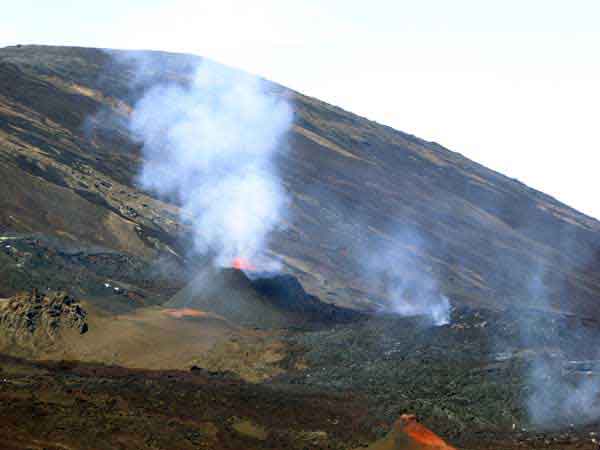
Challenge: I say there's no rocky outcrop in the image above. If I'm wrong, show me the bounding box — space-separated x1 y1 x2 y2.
0 289 88 338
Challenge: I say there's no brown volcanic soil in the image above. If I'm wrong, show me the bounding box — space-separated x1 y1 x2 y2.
4 288 597 448
1 45 600 316
0 289 292 382
0 355 376 450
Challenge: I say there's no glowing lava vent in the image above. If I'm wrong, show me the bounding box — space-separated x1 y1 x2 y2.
231 257 257 271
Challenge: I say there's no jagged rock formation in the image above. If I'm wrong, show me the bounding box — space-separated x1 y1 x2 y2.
0 289 88 343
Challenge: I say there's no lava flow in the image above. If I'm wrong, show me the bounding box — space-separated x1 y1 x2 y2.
394 414 456 450
163 308 210 319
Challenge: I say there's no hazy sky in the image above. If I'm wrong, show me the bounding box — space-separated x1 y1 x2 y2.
2 1 600 218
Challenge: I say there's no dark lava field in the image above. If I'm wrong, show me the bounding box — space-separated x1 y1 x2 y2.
1 45 600 449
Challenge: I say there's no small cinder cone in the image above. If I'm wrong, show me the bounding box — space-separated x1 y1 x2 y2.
359 414 457 450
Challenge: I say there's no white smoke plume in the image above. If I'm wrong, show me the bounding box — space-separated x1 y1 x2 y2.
363 231 451 326
520 268 600 427
527 356 600 426
128 59 292 266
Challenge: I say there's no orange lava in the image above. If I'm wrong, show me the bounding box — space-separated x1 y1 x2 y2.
231 257 256 271
163 308 210 319
395 415 456 449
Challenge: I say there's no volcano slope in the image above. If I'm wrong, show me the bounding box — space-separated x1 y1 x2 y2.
2 45 600 449
1 45 600 315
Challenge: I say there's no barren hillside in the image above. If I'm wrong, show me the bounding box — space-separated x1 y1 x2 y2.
1 45 599 315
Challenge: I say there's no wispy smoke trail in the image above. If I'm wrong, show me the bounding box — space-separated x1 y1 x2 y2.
520 268 600 427
362 231 451 326
128 59 292 265
527 356 600 426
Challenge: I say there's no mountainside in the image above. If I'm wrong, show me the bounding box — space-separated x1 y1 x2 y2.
1 45 599 317
3 45 600 449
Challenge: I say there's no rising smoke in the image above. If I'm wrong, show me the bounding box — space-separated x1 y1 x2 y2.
128 58 292 266
519 267 600 427
112 51 451 328
361 230 451 326
527 355 600 427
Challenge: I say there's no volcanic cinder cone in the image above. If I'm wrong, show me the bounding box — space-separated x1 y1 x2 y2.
360 414 457 450
167 266 364 329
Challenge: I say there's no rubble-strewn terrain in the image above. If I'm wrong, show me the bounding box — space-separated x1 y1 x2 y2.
0 354 375 450
0 234 186 309
2 45 600 449
279 306 600 448
2 295 600 449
